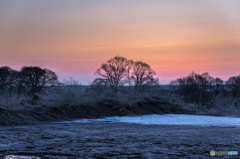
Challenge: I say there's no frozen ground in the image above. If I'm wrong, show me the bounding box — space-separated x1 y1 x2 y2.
60 114 240 127
0 121 240 158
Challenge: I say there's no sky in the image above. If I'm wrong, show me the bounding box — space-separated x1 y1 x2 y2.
0 0 240 84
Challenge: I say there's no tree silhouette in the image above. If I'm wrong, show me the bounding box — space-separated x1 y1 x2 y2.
14 71 26 95
170 72 224 107
94 56 132 93
213 77 224 96
20 66 59 94
0 66 15 94
126 60 134 91
41 68 59 87
226 75 240 97
131 61 158 92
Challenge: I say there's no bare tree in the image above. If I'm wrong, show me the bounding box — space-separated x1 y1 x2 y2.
94 56 132 93
126 60 134 91
131 61 158 92
12 71 26 95
226 75 240 97
213 77 224 96
40 69 59 86
20 66 59 94
170 72 224 107
0 66 15 94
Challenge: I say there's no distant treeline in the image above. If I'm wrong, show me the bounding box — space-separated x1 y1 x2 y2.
1 56 240 108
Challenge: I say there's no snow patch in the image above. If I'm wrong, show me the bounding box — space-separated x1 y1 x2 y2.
56 114 240 127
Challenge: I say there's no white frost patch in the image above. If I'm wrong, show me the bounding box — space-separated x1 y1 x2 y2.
55 114 240 127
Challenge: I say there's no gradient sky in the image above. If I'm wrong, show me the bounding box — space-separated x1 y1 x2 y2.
0 0 240 84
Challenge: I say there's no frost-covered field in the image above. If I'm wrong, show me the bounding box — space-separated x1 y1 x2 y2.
0 121 240 158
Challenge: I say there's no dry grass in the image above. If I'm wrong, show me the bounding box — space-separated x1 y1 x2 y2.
0 80 240 126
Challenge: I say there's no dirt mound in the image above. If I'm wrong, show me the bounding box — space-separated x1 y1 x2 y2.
96 98 196 116
96 99 129 116
133 97 196 115
97 99 121 108
0 98 196 126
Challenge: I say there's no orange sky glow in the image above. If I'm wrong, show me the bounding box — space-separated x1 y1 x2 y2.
0 0 240 84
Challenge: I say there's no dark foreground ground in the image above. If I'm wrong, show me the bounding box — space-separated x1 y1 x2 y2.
0 122 240 158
